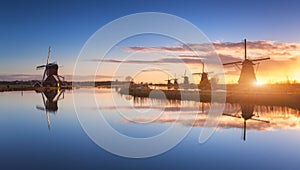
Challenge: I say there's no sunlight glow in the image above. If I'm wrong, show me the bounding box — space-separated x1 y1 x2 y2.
256 81 265 86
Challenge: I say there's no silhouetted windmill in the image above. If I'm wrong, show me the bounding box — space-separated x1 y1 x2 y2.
171 77 179 90
223 104 270 141
35 47 64 88
193 62 212 90
182 70 189 85
181 70 190 89
223 39 270 85
165 75 173 89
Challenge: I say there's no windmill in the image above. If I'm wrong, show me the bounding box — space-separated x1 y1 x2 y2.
223 39 270 85
193 62 211 90
36 89 65 129
181 70 190 90
171 78 179 90
165 75 173 89
223 104 270 141
171 74 179 90
35 47 65 88
182 70 189 85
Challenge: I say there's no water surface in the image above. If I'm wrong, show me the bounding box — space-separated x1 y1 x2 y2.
0 88 300 169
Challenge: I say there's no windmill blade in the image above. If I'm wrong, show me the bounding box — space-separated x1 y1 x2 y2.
250 117 270 123
41 69 47 83
200 102 204 114
36 105 45 111
193 71 213 75
223 61 243 66
243 120 246 141
55 89 65 101
222 113 242 118
41 92 46 107
47 46 51 65
165 75 170 81
46 109 51 130
36 65 46 70
250 57 270 62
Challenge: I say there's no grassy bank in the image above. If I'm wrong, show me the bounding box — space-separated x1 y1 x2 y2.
0 84 35 92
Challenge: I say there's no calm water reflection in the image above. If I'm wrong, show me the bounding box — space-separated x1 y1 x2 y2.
36 89 65 129
0 88 300 169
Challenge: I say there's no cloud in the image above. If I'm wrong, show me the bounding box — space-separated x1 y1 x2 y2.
121 45 192 53
140 68 169 73
86 59 162 65
93 40 300 65
85 57 204 65
0 74 41 81
84 40 300 83
0 74 121 81
121 40 300 61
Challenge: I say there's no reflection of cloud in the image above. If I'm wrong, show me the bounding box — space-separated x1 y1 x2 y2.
98 106 201 112
127 107 300 131
73 74 122 81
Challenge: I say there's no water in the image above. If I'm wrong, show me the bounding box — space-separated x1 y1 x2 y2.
1 88 300 169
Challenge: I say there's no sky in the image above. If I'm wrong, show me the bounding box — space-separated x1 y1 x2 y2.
1 0 300 83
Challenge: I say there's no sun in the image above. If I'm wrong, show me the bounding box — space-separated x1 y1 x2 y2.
255 81 265 86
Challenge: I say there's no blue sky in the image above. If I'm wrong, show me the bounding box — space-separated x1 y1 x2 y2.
1 0 300 81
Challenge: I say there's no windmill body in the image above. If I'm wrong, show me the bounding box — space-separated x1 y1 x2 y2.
172 78 179 90
183 76 189 85
165 78 173 89
199 72 210 88
238 59 256 85
193 63 211 90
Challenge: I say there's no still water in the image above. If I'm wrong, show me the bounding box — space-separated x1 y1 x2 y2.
0 88 300 169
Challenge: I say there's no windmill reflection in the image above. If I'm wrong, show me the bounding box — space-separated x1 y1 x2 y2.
36 89 65 129
223 103 270 141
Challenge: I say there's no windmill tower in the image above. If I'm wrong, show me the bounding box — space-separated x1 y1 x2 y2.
36 47 64 88
223 39 270 85
193 62 211 90
181 70 190 89
165 76 173 89
171 78 179 90
182 70 189 85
